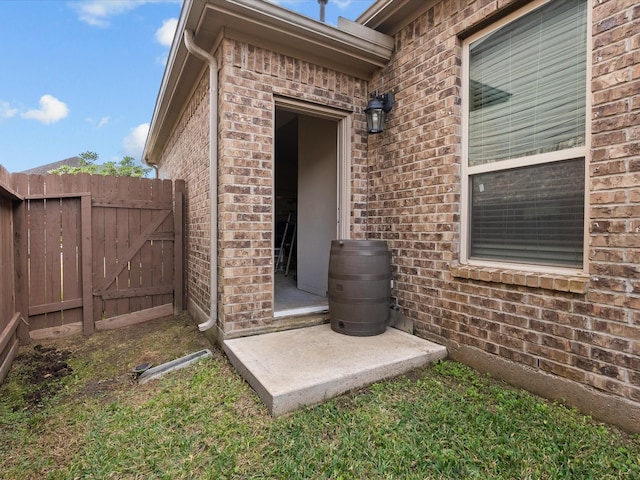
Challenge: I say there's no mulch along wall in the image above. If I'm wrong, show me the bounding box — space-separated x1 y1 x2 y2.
158 0 638 427
366 0 639 411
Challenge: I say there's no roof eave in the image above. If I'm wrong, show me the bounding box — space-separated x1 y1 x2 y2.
144 0 393 166
357 0 433 36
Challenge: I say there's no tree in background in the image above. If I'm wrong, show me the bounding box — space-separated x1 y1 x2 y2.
49 151 152 177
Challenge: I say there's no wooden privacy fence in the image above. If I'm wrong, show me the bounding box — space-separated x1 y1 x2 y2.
11 173 185 340
0 166 22 383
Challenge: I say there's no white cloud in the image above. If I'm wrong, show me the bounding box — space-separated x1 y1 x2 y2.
333 0 354 8
72 0 180 27
155 18 178 47
72 0 139 27
122 123 149 159
0 101 18 120
85 115 111 127
21 95 69 124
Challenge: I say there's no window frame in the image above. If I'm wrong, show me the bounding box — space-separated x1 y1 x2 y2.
460 0 591 276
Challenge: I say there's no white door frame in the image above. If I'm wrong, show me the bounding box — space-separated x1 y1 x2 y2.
273 97 351 318
274 96 351 240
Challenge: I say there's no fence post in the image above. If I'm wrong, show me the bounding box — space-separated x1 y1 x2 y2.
12 173 30 344
81 194 94 335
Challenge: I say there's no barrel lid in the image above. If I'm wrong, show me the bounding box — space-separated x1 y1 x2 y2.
331 239 388 247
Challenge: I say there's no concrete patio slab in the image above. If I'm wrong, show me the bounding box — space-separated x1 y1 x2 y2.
223 324 447 416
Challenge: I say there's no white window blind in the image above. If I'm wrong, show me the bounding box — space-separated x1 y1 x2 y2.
471 159 584 267
466 0 587 268
469 0 587 166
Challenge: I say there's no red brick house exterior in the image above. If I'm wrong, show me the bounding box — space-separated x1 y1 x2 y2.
144 0 640 431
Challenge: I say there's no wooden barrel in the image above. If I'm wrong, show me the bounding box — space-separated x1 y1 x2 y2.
328 240 390 336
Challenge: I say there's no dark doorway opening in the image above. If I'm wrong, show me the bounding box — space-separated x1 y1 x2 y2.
274 108 336 316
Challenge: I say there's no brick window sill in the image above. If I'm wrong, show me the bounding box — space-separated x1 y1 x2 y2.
450 263 589 294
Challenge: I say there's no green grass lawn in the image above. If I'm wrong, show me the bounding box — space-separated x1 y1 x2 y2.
1 314 638 479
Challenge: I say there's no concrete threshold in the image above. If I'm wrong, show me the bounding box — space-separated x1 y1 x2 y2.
223 324 447 416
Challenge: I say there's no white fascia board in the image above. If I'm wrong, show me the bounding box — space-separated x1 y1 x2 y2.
144 0 394 165
357 0 433 36
337 17 394 50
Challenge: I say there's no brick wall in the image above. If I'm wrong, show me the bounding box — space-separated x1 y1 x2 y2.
155 0 638 427
590 0 640 398
217 39 369 334
158 73 212 319
162 39 370 335
366 0 640 410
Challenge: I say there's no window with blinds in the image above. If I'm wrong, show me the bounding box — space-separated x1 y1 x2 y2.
463 0 588 269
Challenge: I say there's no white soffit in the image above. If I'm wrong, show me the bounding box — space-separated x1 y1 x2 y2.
144 0 394 164
357 0 433 36
198 0 393 78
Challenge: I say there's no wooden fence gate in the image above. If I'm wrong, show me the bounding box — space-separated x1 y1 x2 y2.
12 174 185 339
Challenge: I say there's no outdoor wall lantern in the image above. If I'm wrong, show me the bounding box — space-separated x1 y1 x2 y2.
365 92 394 134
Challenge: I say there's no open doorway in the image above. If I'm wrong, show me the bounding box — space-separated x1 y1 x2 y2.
274 108 339 317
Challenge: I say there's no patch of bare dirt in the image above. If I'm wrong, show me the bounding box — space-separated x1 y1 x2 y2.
14 344 74 410
82 375 133 397
5 313 213 411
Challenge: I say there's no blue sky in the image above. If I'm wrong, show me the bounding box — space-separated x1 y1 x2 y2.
0 0 374 173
